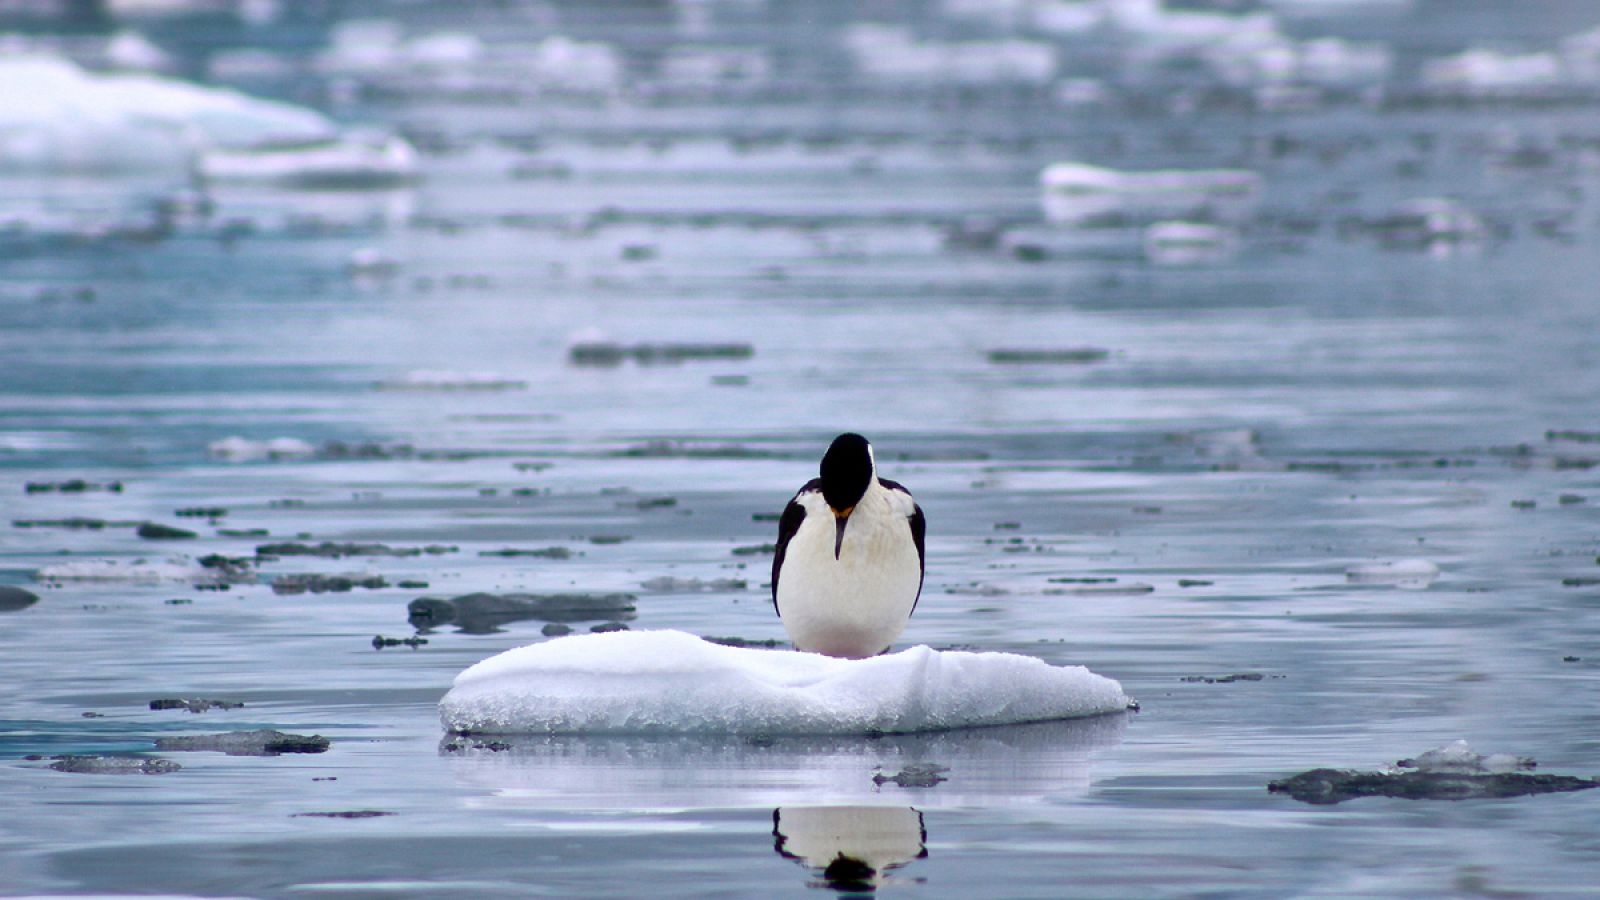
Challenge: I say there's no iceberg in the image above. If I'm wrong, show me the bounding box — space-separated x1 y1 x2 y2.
1041 161 1260 226
440 630 1131 736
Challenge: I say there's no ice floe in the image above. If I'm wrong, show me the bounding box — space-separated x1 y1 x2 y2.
1370 198 1487 249
1143 220 1236 266
1400 740 1532 775
207 435 315 462
1421 49 1564 95
440 630 1131 735
317 20 485 75
0 54 333 174
1270 741 1596 805
197 132 417 188
842 24 1056 87
374 370 528 391
658 46 772 90
34 557 217 584
1345 559 1439 589
1041 161 1260 226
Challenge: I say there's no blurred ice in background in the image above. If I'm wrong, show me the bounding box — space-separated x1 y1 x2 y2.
5 1 1600 896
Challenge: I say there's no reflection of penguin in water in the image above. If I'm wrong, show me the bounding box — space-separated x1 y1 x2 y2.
772 806 927 891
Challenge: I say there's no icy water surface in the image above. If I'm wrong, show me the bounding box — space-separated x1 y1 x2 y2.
5 1 1600 896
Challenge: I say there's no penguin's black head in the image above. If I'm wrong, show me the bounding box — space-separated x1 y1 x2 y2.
820 432 874 514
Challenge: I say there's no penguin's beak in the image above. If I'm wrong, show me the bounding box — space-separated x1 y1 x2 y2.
832 506 853 560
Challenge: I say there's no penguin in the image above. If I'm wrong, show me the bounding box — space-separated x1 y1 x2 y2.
772 433 925 658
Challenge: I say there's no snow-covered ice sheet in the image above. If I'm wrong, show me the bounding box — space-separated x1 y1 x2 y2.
440 630 1132 736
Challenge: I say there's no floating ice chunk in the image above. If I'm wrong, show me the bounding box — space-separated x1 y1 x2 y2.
105 30 172 71
639 576 748 593
107 0 227 17
0 55 334 174
154 729 329 756
1036 1 1109 35
48 755 181 775
1345 559 1439 589
376 370 528 391
1421 49 1563 94
1400 740 1533 775
197 132 416 189
1297 38 1392 88
1203 33 1391 90
528 36 625 91
440 630 1131 735
1041 161 1260 226
207 435 316 462
842 25 1056 86
34 557 214 584
1054 78 1110 107
407 32 483 68
1371 198 1486 248
1143 221 1236 266
1112 4 1278 54
319 19 405 72
345 247 400 278
659 46 772 89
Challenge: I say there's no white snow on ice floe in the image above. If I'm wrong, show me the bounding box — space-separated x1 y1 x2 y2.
440 630 1132 735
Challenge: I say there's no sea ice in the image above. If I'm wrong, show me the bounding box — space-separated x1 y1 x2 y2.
375 370 529 391
207 435 315 462
1270 741 1592 805
1040 161 1260 227
1421 49 1564 94
440 630 1131 735
1400 740 1532 775
842 25 1056 87
1143 220 1236 266
34 557 218 584
0 54 333 174
196 132 417 189
1345 559 1439 589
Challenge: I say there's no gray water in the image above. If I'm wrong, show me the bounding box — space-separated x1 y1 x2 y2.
4 1 1600 896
